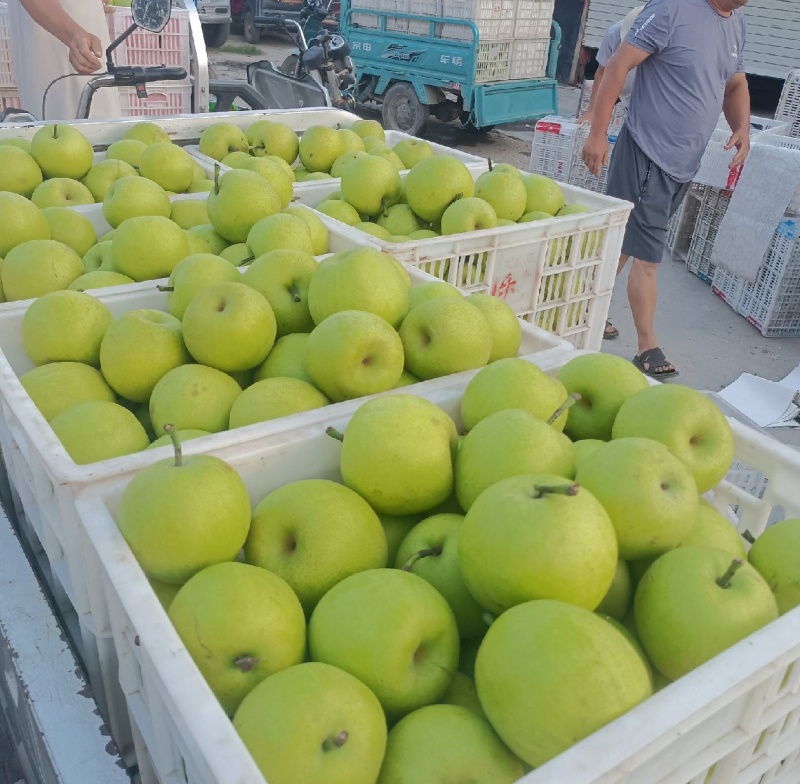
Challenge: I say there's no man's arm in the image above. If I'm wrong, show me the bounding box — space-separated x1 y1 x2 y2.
578 66 604 124
18 0 104 74
581 43 650 175
722 73 751 168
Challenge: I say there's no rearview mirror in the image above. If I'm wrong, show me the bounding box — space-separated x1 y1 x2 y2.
131 0 172 33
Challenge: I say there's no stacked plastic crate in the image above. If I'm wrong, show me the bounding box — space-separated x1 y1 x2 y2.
107 6 193 117
666 183 706 262
775 69 800 138
0 3 21 112
528 115 580 182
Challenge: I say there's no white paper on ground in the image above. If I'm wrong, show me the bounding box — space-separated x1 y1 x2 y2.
717 367 800 428
711 144 800 283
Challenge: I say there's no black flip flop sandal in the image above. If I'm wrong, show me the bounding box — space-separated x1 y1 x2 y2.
603 320 619 340
633 347 679 379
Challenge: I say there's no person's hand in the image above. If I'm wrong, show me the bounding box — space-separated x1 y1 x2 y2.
67 29 104 74
577 110 594 125
581 129 609 177
725 129 751 169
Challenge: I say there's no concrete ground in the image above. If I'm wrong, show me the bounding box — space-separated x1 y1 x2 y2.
209 41 800 444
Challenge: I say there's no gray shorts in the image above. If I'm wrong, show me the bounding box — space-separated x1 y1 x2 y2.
606 125 691 263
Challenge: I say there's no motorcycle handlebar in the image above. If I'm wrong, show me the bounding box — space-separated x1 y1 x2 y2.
115 66 188 85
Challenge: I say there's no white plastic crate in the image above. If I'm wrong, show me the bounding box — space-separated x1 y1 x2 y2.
293 171 633 351
566 122 618 195
666 184 706 261
686 186 731 284
0 2 14 90
529 115 579 182
107 6 192 74
515 0 554 39
737 217 800 337
475 40 512 82
752 132 800 215
577 80 627 128
0 85 19 111
509 38 550 80
439 0 515 41
70 349 800 784
776 69 800 139
118 84 194 118
711 264 746 312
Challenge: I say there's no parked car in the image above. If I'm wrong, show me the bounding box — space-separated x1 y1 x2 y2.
193 0 232 47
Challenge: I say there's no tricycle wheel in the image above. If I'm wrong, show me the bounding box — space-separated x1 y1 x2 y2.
202 22 230 48
243 9 261 44
382 82 429 136
459 111 495 134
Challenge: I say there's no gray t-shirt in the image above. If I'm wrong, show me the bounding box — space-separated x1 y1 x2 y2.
624 0 747 182
597 21 636 108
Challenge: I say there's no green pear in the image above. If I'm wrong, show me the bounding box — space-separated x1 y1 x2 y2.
100 309 191 402
612 384 735 493
455 410 575 512
221 151 253 168
576 438 699 559
148 576 181 610
377 204 427 236
122 121 170 145
460 358 571 431
149 364 242 434
72 271 133 291
162 253 242 319
246 478 386 613
112 215 190 281
464 292 521 361
305 310 404 402
102 175 171 228
396 513 486 638
247 213 314 256
394 369 421 387
332 394 458 515
474 169 528 221
22 290 112 367
441 197 498 235
31 178 94 208
169 561 306 715
405 156 475 223
30 123 93 180
316 199 362 226
82 159 138 202
170 199 210 229
370 145 406 171
595 559 633 620
253 333 312 385
0 137 31 153
377 704 523 784
354 221 391 239
308 568 459 719
282 205 329 255
82 240 115 272
350 119 385 141
522 174 566 215
186 224 230 255
234 662 387 784
182 282 277 372
409 228 439 240
340 155 402 216
379 512 422 566
2 240 83 301
635 546 779 680
105 138 147 167
308 247 410 328
0 192 51 256
407 280 462 311
0 145 43 197
748 518 800 614
233 156 293 208
399 297 492 380
242 249 317 337
460 474 617 613
41 207 97 257
684 499 747 559
476 600 652 768
246 120 299 164
207 168 282 243
118 427 251 583
220 243 253 266
299 125 344 172
393 138 433 169
187 179 214 193
198 122 249 161
147 429 210 449
573 439 608 470
20 362 115 422
229 378 328 429
50 400 149 464
337 127 367 153
330 150 368 177
557 353 649 441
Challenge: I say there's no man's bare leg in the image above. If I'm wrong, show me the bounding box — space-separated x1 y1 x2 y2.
604 253 631 338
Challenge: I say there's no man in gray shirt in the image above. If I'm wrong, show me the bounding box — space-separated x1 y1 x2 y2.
582 0 751 378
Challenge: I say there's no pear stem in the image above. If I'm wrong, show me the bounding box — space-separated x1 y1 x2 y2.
213 163 221 195
234 655 259 673
716 558 744 589
402 546 443 571
487 157 493 171
742 529 756 544
322 731 348 751
288 285 302 303
157 285 174 292
326 426 345 442
53 123 58 139
163 423 182 467
533 483 579 499
238 255 255 267
548 393 581 425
